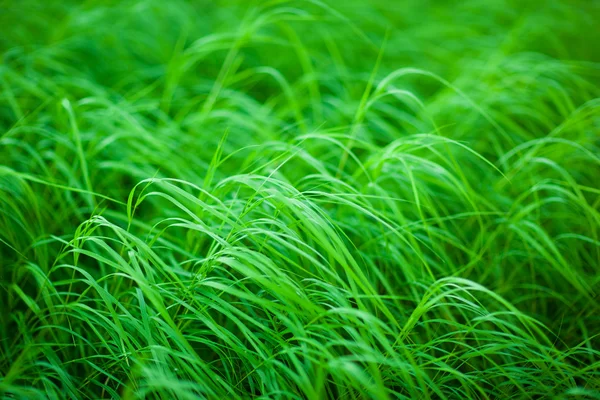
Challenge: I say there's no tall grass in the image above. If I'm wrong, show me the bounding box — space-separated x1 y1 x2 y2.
1 0 599 398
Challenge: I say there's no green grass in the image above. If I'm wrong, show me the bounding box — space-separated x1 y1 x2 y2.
1 0 600 398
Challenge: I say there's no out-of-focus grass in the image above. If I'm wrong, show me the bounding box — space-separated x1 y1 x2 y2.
1 0 599 398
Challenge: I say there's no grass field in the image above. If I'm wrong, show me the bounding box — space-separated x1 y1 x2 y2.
1 0 600 398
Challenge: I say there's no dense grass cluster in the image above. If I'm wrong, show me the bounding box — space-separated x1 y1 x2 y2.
1 0 600 398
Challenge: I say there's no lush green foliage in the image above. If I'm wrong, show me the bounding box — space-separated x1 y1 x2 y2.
1 0 599 398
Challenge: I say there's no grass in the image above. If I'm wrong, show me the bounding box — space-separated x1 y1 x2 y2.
1 0 599 398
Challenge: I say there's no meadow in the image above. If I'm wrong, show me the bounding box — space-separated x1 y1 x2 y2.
1 0 599 398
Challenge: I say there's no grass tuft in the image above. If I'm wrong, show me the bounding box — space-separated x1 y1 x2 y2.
1 0 599 398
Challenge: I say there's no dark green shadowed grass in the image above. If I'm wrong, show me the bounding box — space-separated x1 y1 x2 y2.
1 0 599 399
